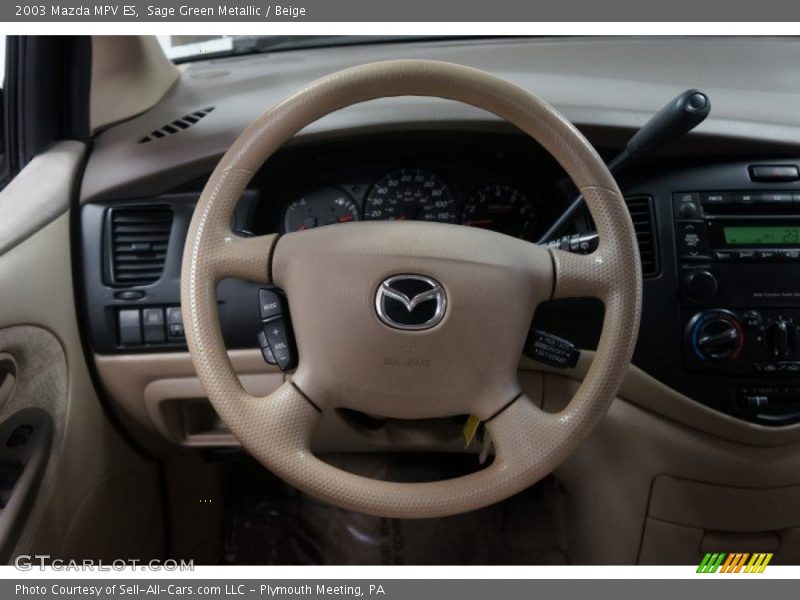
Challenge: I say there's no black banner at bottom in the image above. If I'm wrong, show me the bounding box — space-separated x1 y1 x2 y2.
4 579 796 600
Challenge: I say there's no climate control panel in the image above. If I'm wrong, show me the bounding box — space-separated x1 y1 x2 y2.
684 308 800 375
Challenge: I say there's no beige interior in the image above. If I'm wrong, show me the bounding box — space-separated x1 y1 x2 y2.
90 36 180 132
3 35 799 564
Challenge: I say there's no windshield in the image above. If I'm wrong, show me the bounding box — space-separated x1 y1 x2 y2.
157 35 455 62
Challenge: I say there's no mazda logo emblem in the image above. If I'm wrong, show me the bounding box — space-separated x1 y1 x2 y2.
375 275 447 330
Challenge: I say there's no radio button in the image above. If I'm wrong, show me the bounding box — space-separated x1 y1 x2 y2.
683 270 718 304
782 250 800 261
761 192 793 204
676 221 710 258
732 192 761 204
734 250 757 261
673 193 701 218
713 250 733 262
700 192 731 206
757 250 780 261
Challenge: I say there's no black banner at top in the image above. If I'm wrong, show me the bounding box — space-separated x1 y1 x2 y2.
4 0 800 21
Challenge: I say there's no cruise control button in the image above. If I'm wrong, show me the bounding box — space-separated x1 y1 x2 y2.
259 289 283 321
263 319 293 370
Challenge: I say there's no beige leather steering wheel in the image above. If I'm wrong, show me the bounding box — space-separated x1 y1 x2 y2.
181 60 642 518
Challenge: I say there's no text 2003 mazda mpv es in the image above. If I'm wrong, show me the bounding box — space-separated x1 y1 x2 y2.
0 35 798 565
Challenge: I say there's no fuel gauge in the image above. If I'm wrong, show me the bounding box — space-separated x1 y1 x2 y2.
283 187 360 233
462 184 537 240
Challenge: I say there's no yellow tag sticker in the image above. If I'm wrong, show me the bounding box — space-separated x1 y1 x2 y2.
462 415 481 448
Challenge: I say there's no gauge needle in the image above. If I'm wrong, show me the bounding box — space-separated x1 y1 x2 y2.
466 219 493 226
338 215 355 223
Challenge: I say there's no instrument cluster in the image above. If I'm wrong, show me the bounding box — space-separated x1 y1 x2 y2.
281 167 540 241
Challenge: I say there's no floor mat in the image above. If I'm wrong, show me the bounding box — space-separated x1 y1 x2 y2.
222 454 568 565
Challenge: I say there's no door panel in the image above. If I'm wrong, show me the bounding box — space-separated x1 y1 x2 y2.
0 142 164 560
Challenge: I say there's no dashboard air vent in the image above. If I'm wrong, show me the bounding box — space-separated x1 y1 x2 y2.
107 207 173 286
624 195 659 277
138 107 214 143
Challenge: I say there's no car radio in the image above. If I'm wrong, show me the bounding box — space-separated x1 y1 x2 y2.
675 191 800 382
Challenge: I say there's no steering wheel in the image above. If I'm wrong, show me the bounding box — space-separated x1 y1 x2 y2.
181 60 641 518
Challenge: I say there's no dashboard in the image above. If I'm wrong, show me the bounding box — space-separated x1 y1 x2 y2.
76 37 800 442
79 133 800 429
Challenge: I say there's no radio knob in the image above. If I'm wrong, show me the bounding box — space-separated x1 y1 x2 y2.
683 270 718 304
691 312 744 362
677 202 700 218
764 318 799 358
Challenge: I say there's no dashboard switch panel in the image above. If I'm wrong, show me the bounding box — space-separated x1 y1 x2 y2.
116 305 185 347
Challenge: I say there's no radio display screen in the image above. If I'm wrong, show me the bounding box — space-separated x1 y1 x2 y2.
723 226 800 245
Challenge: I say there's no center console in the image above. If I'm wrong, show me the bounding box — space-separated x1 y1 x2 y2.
674 184 800 424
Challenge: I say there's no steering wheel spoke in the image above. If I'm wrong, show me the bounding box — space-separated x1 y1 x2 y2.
211 232 277 283
550 247 610 300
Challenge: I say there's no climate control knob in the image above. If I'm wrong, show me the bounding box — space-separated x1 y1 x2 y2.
764 318 799 358
689 310 744 362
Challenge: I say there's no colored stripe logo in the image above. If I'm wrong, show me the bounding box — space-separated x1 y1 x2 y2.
697 552 773 573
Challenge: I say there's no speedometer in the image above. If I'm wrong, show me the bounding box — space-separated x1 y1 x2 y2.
462 184 537 240
364 168 456 223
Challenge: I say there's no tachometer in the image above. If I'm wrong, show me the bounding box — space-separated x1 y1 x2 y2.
364 168 456 223
462 184 536 240
283 187 359 233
